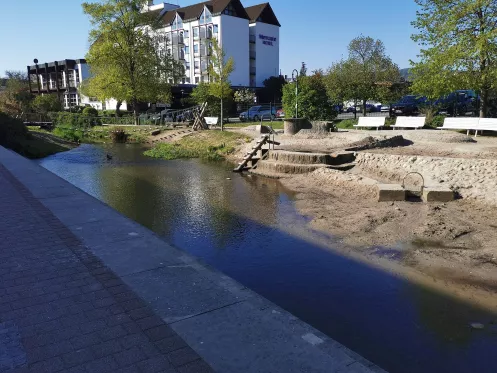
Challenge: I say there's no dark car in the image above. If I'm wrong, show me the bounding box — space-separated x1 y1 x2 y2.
436 90 478 116
391 95 427 116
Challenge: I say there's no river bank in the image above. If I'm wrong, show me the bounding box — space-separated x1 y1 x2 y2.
233 127 497 295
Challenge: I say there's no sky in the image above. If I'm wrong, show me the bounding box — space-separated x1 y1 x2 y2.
0 0 421 77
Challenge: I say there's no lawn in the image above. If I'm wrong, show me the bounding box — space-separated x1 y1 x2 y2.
144 130 251 161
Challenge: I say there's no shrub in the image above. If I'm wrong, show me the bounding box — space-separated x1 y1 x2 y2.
109 127 129 143
82 107 98 117
50 112 101 129
427 115 445 129
0 112 29 151
336 119 358 129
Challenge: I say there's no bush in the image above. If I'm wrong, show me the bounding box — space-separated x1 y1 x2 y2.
427 115 445 129
82 107 98 117
336 119 358 129
50 112 101 129
0 112 29 150
109 127 129 143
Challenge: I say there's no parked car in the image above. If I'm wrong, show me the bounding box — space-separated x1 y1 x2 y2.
239 105 277 121
345 106 357 113
391 95 427 116
435 90 478 116
380 104 390 112
276 108 285 119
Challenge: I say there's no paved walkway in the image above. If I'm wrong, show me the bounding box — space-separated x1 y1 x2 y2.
0 146 387 373
0 164 212 373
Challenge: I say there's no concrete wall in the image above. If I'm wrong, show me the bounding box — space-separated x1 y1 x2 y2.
219 14 249 87
250 22 279 87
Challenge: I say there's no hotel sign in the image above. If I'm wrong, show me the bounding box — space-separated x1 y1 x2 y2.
259 34 277 46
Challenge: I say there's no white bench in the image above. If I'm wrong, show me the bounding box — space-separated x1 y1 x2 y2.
476 118 497 136
204 117 219 126
437 117 479 136
391 116 425 130
353 117 386 130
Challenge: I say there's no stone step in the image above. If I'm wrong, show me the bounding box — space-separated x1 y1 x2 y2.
255 160 330 175
267 150 355 165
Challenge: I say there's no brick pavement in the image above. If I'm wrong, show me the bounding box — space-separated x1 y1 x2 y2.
0 164 214 373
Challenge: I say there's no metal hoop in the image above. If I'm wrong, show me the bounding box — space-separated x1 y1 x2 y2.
402 172 425 196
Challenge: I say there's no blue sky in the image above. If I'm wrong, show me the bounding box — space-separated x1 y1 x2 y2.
0 0 420 77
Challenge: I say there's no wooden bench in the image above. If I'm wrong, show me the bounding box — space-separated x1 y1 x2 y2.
353 117 386 130
437 117 480 136
391 116 425 130
204 117 219 127
476 118 497 136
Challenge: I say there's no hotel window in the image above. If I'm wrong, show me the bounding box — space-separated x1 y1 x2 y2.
185 46 190 54
194 61 200 70
185 62 190 70
199 7 212 25
193 44 199 53
223 4 237 16
193 27 199 39
186 77 190 83
213 25 218 34
195 77 199 83
184 30 189 39
172 14 183 30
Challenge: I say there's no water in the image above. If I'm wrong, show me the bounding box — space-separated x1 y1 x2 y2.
40 144 497 373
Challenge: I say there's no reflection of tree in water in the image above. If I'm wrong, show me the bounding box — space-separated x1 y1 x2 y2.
405 282 497 347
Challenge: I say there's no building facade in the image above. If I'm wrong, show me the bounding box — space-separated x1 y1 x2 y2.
146 0 280 88
27 59 125 111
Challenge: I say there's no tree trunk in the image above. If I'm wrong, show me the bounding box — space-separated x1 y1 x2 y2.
220 98 224 131
362 99 367 117
116 101 122 117
480 89 489 118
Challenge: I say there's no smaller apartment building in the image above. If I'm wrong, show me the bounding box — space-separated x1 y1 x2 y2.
27 59 125 110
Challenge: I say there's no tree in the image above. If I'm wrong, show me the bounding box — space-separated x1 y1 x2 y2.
282 71 336 120
32 94 62 114
411 0 497 117
82 0 184 124
260 75 286 103
0 71 33 118
207 38 234 131
300 62 307 77
325 36 401 116
234 88 255 108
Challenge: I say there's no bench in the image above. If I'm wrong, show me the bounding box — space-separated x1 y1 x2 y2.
391 116 425 130
353 117 386 130
437 117 479 136
204 117 219 127
476 118 497 136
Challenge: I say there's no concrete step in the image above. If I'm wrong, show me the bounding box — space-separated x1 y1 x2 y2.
255 160 330 175
267 150 355 165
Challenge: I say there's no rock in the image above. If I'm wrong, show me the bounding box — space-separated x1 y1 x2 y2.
226 177 231 180
470 322 485 330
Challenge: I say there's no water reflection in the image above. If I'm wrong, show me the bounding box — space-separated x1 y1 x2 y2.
39 144 497 373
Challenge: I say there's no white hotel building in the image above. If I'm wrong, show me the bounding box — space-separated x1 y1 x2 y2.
145 0 280 88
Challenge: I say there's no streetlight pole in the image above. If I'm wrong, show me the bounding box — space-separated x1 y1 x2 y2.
292 69 299 118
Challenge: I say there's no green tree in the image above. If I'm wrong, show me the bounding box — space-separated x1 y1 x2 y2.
32 94 62 114
190 82 233 120
207 37 234 131
0 71 33 118
282 71 336 120
82 0 184 124
261 75 286 102
411 0 497 117
325 36 401 116
299 62 307 77
234 88 255 107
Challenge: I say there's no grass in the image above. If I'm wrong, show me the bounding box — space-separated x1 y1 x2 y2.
144 130 251 161
31 125 166 144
